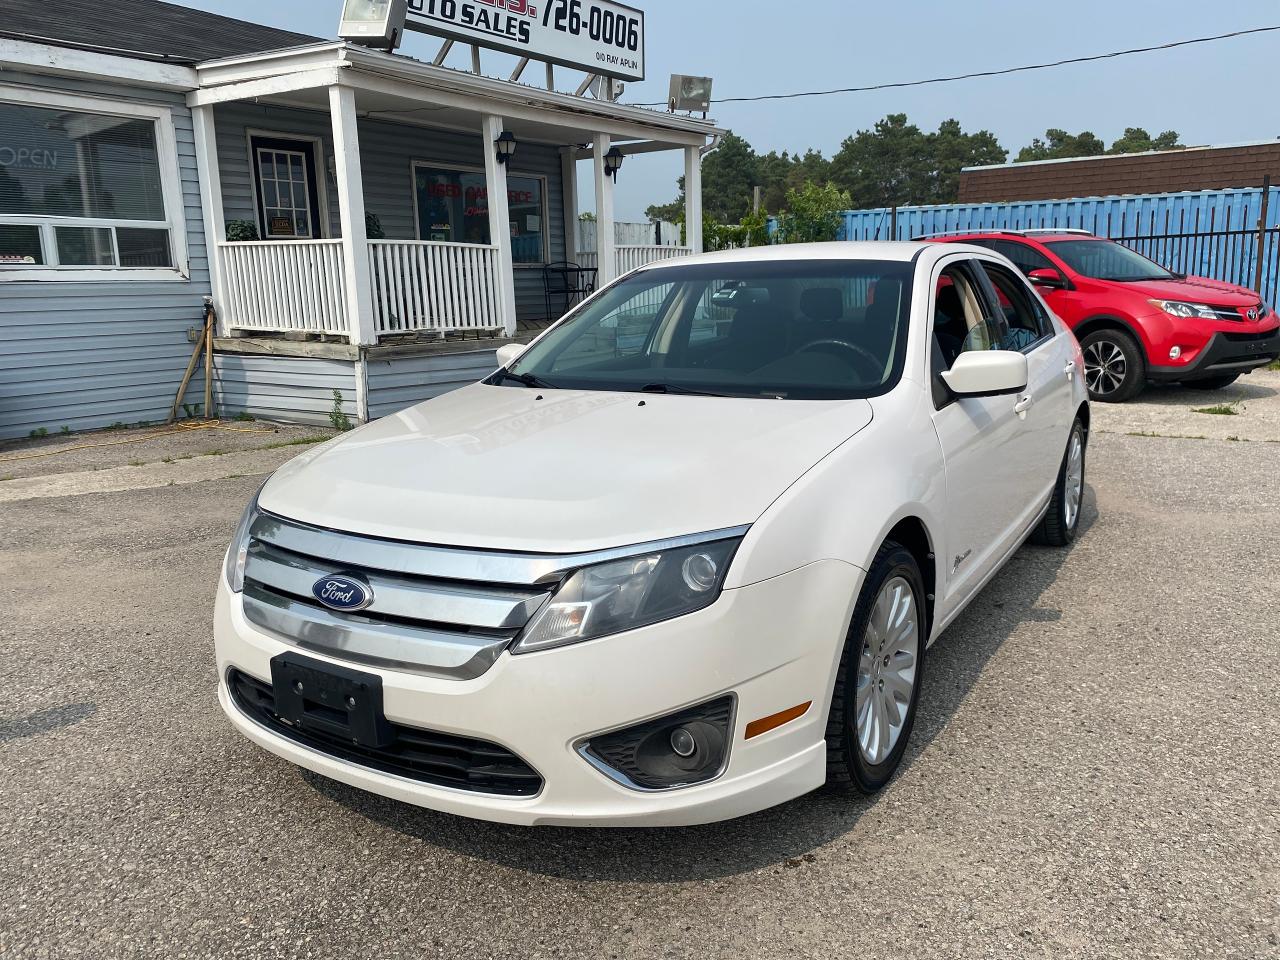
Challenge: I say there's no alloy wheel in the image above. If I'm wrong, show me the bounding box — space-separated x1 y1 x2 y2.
855 576 920 765
1064 427 1084 530
1084 340 1127 396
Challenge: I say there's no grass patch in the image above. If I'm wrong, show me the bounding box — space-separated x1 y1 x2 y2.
128 459 145 467
262 435 330 451
0 475 14 482
1269 359 1280 371
1125 430 1209 440
1193 402 1240 416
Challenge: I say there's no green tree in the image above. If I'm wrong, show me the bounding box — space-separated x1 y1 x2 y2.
828 114 1001 208
1016 129 1108 162
829 114 932 209
776 181 851 244
1108 127 1183 155
928 119 1006 203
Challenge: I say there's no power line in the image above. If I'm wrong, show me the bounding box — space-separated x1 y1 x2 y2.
628 25 1280 107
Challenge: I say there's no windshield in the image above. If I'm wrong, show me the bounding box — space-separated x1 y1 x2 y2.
503 259 914 400
1046 239 1174 282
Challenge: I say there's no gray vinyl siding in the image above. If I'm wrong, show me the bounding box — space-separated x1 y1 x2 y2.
365 349 498 419
0 71 210 441
213 102 566 322
213 354 357 427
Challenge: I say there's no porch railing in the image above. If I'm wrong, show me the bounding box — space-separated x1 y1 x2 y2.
576 245 693 279
616 245 694 273
369 240 503 335
218 240 349 335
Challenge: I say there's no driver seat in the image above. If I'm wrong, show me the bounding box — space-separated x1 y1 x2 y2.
708 303 786 372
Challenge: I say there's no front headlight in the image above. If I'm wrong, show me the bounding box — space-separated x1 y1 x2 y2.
222 489 263 592
1149 299 1218 320
513 536 743 654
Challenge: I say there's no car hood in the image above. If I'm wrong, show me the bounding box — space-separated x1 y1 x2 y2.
1124 274 1261 307
260 383 874 554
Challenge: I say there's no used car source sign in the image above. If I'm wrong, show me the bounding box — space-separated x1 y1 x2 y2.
406 0 645 80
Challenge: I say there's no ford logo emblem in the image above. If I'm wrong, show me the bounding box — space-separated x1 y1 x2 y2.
311 574 374 612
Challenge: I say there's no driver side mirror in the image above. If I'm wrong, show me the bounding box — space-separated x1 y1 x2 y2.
941 350 1028 397
1027 267 1067 290
495 342 527 368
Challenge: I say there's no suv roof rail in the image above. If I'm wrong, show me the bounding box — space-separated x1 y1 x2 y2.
912 229 995 240
1006 228 1096 237
914 227 1098 241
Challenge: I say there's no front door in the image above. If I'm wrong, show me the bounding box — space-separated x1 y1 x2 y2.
928 260 1030 617
250 136 323 241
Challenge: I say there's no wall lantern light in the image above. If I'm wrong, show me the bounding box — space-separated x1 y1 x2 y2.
604 146 625 181
495 131 518 165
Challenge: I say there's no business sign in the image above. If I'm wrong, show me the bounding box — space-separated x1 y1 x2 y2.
406 0 645 81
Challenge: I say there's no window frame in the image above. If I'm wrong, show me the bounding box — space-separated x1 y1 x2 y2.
245 129 329 241
409 158 550 266
0 86 189 283
973 257 1057 351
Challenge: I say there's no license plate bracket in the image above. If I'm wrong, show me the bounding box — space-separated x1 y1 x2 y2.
269 653 395 749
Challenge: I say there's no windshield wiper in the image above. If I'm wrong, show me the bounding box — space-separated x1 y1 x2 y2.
637 382 731 398
495 369 559 389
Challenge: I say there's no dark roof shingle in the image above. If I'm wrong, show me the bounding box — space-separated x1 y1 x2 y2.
0 0 323 64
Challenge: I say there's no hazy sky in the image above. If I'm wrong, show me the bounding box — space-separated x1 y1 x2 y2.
183 0 1279 220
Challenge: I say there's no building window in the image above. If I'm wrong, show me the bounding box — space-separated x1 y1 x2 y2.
0 95 182 276
413 163 547 264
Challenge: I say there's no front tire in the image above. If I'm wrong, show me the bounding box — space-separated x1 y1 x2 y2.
825 542 925 794
1182 374 1240 390
1033 417 1087 547
1081 328 1146 402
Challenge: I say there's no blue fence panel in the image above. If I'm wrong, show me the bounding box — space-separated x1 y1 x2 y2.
831 187 1280 302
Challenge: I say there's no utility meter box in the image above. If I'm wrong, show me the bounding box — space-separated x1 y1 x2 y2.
338 0 408 50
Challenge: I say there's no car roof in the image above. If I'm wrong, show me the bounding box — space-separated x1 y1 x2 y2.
649 241 933 268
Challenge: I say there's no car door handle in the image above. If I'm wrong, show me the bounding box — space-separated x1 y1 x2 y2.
1014 394 1034 418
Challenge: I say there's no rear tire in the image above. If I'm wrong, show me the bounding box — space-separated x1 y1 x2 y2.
826 541 925 794
1081 328 1146 403
1182 374 1240 390
1033 417 1087 547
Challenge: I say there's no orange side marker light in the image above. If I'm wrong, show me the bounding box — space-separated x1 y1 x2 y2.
744 701 812 740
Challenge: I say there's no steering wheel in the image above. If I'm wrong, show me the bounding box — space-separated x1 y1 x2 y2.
795 338 883 380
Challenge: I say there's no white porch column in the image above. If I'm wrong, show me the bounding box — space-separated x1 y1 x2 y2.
482 114 518 336
191 104 229 333
329 84 376 348
560 147 579 263
593 135 617 284
685 146 703 254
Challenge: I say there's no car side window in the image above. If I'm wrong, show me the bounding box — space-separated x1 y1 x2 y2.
931 262 1008 373
977 261 1054 351
991 239 1054 276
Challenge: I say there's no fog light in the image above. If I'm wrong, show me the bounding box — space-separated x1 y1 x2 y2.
670 727 697 758
1169 346 1182 360
579 696 734 790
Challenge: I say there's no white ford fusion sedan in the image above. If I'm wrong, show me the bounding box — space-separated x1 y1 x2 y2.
215 242 1090 827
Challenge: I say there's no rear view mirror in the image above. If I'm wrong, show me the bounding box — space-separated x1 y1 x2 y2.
941 350 1028 397
1027 268 1067 289
496 342 526 368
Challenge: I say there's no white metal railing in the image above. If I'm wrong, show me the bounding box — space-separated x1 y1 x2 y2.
616 245 694 273
576 245 694 280
218 240 350 335
369 240 503 336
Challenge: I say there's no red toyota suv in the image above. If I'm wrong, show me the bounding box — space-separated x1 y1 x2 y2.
934 230 1280 401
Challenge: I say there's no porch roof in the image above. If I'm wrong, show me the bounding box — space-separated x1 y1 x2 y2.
189 42 724 150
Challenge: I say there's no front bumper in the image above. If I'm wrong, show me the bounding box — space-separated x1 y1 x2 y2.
1148 325 1280 381
215 559 861 826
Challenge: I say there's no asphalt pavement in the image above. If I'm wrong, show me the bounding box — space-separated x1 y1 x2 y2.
0 374 1277 959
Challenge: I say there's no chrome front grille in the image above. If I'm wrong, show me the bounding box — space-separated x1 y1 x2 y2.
241 511 559 679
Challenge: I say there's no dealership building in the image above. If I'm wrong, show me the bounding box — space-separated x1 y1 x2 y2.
0 0 719 438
